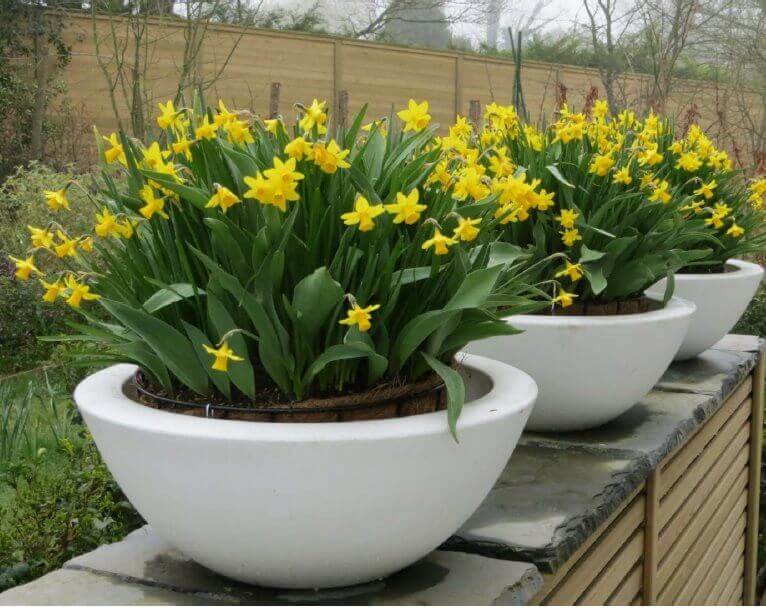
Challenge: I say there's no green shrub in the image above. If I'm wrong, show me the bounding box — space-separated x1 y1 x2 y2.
0 162 94 254
734 284 766 338
0 438 142 591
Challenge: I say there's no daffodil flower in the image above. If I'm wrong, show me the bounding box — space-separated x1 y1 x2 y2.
206 185 241 213
397 99 431 133
9 255 42 281
452 216 481 242
341 196 384 232
552 287 578 308
44 188 70 211
203 341 244 372
385 189 426 225
339 302 380 333
422 227 458 255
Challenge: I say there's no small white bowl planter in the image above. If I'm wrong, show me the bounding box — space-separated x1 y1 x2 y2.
465 296 695 432
74 354 536 589
648 259 763 361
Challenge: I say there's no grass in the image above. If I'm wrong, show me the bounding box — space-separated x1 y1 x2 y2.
0 365 142 591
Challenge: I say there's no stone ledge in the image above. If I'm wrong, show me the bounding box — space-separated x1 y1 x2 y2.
445 335 763 573
1 526 542 605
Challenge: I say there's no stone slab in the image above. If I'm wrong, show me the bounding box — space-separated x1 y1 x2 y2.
16 526 542 606
445 336 762 574
0 568 204 605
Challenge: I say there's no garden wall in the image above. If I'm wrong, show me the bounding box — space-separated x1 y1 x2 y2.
58 11 762 156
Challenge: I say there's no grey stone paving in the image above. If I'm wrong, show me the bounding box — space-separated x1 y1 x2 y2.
0 527 542 606
444 335 763 573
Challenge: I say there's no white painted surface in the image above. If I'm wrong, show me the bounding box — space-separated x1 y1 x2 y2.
649 259 763 361
466 296 695 432
74 355 536 589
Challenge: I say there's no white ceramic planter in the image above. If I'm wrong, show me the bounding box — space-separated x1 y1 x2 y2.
465 296 695 432
75 355 536 589
648 259 763 361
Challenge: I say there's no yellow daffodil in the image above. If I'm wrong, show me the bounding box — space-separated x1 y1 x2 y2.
299 99 328 135
693 179 717 200
118 218 138 239
552 287 578 308
263 118 283 135
171 136 193 161
537 189 556 211
103 132 127 165
397 99 431 133
453 166 490 201
588 153 615 177
592 99 609 121
9 255 42 281
649 180 672 204
284 136 313 160
637 144 663 167
453 216 481 242
676 151 702 172
422 227 458 255
44 188 70 211
727 223 745 238
27 225 54 249
203 341 244 372
225 119 254 145
312 140 350 174
139 185 169 219
681 200 704 214
54 231 78 258
243 172 273 205
555 209 579 229
214 99 237 127
555 261 583 282
428 161 452 188
339 302 380 333
206 184 242 213
561 228 582 247
449 115 472 139
95 208 123 238
195 115 218 140
714 202 732 217
705 213 725 229
40 278 63 303
385 189 427 225
80 236 94 253
613 166 632 185
341 195 384 232
264 156 304 188
157 100 183 130
64 275 100 308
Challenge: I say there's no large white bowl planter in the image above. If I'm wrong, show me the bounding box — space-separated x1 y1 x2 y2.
74 354 536 589
465 296 695 432
648 259 763 361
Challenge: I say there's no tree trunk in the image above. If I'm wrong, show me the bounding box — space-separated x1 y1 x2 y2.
30 35 49 161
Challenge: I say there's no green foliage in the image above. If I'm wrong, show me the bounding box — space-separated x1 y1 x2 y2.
0 370 141 592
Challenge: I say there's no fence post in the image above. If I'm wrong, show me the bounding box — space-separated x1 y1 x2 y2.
338 90 349 130
269 82 281 119
469 99 481 127
454 54 464 119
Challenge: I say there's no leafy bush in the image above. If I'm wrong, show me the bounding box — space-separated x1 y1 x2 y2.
0 439 142 591
0 370 142 591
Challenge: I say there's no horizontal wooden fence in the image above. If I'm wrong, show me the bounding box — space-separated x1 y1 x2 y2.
54 11 761 159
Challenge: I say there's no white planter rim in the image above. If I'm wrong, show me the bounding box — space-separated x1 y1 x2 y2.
505 294 695 328
75 353 537 443
671 258 763 282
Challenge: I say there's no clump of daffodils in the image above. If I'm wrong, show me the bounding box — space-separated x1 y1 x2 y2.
423 99 764 308
11 95 540 435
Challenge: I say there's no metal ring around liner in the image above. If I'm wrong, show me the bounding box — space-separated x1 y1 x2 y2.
131 369 445 417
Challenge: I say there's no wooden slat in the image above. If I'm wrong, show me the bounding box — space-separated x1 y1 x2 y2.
660 377 752 493
659 490 747 603
707 544 745 605
606 563 642 606
577 528 644 605
537 491 645 605
671 511 746 604
643 468 659 604
659 417 750 530
745 350 765 605
658 462 748 577
725 576 744 605
701 534 745 604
